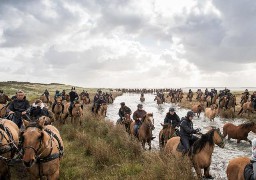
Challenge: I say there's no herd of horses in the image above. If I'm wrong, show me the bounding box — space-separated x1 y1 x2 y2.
118 91 256 179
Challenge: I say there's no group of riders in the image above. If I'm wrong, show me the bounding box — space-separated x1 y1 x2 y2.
117 101 200 155
0 87 115 130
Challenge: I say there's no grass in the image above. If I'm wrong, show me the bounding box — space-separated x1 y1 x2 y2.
3 82 195 180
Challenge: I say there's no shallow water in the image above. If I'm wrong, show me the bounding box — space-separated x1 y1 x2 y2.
106 93 254 180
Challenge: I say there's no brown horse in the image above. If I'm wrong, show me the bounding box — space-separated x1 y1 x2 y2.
98 103 107 117
226 157 250 180
120 113 132 133
130 113 155 150
80 95 90 105
223 122 256 144
192 103 204 118
206 94 218 107
186 92 193 102
227 95 236 112
53 97 63 122
159 123 176 149
240 94 249 106
22 120 64 180
164 128 225 179
154 96 163 105
40 95 53 106
0 104 7 118
71 102 83 126
0 119 19 179
238 101 255 116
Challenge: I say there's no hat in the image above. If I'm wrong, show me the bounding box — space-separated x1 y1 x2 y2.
169 107 175 112
120 102 125 106
187 111 195 117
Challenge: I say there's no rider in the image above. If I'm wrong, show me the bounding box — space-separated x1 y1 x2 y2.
69 87 79 114
95 95 106 113
0 90 11 104
225 90 232 109
133 104 147 137
251 91 256 111
7 90 30 128
29 99 50 121
117 102 132 124
61 90 66 100
241 89 250 103
92 90 102 112
164 107 180 128
179 111 200 155
42 89 49 103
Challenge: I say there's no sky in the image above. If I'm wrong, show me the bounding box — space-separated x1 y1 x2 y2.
0 0 255 88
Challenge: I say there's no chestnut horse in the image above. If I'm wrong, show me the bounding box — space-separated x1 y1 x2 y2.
22 119 64 180
98 103 107 117
154 96 163 105
223 122 256 144
40 95 53 106
164 128 225 179
53 97 63 122
120 113 132 133
80 95 90 105
206 94 218 107
226 157 250 180
0 104 7 118
130 113 155 150
71 102 83 126
0 119 19 179
159 123 176 149
238 102 255 117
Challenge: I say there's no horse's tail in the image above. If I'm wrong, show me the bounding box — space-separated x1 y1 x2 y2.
238 107 243 115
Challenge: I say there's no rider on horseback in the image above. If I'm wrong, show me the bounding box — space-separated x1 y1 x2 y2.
69 87 79 114
117 102 132 124
251 91 256 111
7 90 30 128
52 90 64 114
42 89 49 103
164 108 180 128
179 111 200 155
133 104 147 137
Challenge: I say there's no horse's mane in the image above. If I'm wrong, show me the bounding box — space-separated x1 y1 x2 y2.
191 129 215 155
240 122 254 129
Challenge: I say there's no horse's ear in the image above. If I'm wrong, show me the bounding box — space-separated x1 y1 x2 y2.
23 120 29 127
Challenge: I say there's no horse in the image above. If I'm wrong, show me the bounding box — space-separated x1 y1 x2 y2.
177 92 183 102
71 102 83 126
186 92 193 102
98 103 107 117
0 119 19 179
120 113 132 133
80 95 90 105
196 91 203 102
226 157 251 180
65 94 70 102
164 128 225 179
227 95 236 112
53 97 63 122
240 94 249 106
238 101 255 117
192 103 204 118
223 122 256 144
130 113 155 150
0 104 8 118
206 94 217 107
40 95 53 106
204 104 218 121
154 96 163 105
21 119 64 180
159 123 176 149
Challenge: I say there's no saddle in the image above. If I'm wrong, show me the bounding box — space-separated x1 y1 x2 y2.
244 162 254 180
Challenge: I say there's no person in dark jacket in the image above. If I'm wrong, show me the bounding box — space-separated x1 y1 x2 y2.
69 87 79 114
42 89 49 103
95 96 106 113
117 102 132 124
251 91 256 110
7 90 30 128
179 111 200 154
133 104 147 137
164 107 180 128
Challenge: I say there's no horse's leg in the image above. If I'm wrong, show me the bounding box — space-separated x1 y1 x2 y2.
148 139 151 150
237 139 241 143
227 135 231 140
47 169 60 180
142 140 146 150
193 163 202 179
204 166 212 178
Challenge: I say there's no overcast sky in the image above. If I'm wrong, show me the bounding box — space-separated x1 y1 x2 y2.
0 0 255 88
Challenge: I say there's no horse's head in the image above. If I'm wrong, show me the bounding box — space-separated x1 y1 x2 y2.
142 113 155 130
212 127 225 148
21 120 46 168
